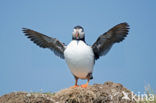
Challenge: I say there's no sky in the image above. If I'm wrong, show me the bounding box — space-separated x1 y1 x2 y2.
0 0 156 96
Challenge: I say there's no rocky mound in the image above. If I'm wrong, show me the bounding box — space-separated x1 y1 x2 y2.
0 81 136 103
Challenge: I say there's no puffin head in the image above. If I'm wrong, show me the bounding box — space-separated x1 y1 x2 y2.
72 26 85 40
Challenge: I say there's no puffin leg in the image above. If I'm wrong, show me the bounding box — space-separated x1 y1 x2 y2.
81 78 90 88
70 77 79 88
74 78 79 87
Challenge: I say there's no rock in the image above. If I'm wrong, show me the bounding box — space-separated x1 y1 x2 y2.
0 81 136 103
0 92 55 103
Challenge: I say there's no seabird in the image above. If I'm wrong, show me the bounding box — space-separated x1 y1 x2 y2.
22 22 129 88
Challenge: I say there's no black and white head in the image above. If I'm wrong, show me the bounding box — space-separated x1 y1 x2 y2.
72 26 85 40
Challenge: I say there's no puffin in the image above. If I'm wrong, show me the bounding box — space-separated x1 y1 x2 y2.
22 22 129 88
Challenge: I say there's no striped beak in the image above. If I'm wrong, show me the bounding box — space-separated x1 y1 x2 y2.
76 32 79 39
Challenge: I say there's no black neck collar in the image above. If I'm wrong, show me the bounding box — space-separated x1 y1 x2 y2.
72 37 85 42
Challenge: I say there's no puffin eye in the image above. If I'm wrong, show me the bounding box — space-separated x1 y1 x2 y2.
73 29 76 32
78 29 82 33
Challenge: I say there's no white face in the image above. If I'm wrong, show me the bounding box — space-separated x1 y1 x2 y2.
72 28 85 39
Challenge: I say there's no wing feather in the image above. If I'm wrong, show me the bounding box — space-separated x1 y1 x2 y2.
92 22 129 60
22 28 66 59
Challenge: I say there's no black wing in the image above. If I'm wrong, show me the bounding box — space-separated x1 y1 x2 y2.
22 28 66 59
92 22 129 60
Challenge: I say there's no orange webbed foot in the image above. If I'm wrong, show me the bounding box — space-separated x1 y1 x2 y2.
70 85 79 88
81 84 88 88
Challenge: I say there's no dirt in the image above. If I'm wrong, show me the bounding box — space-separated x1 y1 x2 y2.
0 81 136 103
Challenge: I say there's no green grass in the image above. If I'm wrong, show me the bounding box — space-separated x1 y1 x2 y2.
29 91 55 97
43 92 55 96
137 85 156 103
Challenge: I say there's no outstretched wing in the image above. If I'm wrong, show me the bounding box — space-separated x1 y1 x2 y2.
22 28 66 59
92 22 129 60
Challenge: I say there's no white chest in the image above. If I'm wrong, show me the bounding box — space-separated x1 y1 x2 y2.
64 40 94 79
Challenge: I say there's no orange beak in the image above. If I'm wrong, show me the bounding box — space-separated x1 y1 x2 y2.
76 32 79 39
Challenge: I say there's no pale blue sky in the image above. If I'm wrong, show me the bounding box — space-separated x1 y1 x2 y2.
0 0 156 95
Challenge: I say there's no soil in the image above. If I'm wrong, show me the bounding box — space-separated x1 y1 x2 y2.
0 81 136 103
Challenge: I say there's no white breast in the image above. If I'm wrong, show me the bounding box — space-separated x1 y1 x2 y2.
64 40 94 79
